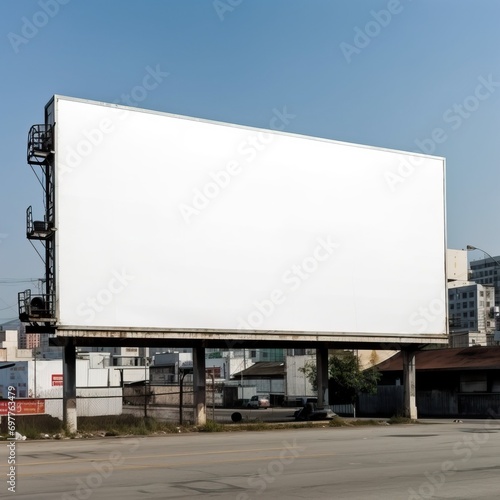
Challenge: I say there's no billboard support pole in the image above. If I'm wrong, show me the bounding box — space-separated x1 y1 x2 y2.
193 347 206 425
63 340 77 433
316 345 329 408
403 349 418 419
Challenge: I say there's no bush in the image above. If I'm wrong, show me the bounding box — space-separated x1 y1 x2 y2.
13 415 64 439
199 420 225 432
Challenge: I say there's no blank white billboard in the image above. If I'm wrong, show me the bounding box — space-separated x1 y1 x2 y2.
52 96 446 337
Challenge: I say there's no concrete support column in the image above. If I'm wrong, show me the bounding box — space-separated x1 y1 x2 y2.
403 349 418 419
316 345 329 408
63 342 77 433
193 346 206 425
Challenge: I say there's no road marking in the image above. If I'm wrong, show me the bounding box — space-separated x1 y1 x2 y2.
0 446 308 468
12 453 336 477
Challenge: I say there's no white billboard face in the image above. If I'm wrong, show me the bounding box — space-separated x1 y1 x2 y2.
53 96 446 337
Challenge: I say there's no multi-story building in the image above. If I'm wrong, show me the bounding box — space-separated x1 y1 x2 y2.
18 332 41 350
469 255 500 309
448 282 496 347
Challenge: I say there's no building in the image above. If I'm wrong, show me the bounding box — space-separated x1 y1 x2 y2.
150 350 252 385
18 332 41 350
249 349 285 363
469 254 500 309
448 281 496 347
447 248 469 282
233 361 286 405
443 249 498 347
0 330 33 361
362 346 500 418
0 356 122 419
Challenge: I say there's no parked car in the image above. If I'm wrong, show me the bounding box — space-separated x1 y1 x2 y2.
247 395 270 409
294 403 336 421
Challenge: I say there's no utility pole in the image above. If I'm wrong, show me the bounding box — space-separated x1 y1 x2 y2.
33 347 39 398
144 355 149 419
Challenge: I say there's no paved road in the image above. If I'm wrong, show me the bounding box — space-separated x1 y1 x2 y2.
3 420 500 499
123 405 298 423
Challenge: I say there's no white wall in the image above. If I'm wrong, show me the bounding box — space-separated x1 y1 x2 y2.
44 387 122 419
447 249 468 281
286 354 316 398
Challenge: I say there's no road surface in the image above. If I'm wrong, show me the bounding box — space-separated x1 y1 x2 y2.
3 419 500 499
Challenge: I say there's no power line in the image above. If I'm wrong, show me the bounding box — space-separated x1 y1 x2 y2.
0 278 43 284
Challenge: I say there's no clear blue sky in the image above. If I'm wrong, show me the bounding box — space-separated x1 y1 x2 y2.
1 0 499 324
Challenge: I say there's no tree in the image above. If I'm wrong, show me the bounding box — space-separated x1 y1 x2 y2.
299 351 380 404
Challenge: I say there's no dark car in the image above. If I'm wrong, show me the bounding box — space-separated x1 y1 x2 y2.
294 403 336 421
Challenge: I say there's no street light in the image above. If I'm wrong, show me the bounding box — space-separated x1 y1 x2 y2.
466 245 500 267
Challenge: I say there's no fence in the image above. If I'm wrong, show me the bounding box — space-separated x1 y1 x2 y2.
358 386 404 417
0 387 123 421
358 386 500 418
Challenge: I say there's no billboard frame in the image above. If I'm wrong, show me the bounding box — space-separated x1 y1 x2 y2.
23 95 448 347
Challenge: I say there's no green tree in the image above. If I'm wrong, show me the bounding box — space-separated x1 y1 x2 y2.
299 351 380 404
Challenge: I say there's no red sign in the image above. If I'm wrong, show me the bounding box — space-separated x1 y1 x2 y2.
0 399 45 416
52 374 63 386
206 367 221 378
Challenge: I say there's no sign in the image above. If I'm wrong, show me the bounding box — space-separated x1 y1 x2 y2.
0 399 45 416
207 367 221 378
53 96 447 340
52 374 63 386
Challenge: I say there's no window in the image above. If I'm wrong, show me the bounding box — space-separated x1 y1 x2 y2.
480 291 484 297
463 312 468 318
469 301 474 307
480 301 485 306
450 304 455 310
469 321 475 328
463 302 467 308
457 303 461 309
469 292 474 298
469 310 475 317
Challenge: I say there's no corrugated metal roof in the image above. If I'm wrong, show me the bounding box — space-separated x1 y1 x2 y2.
233 362 285 377
376 346 500 372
